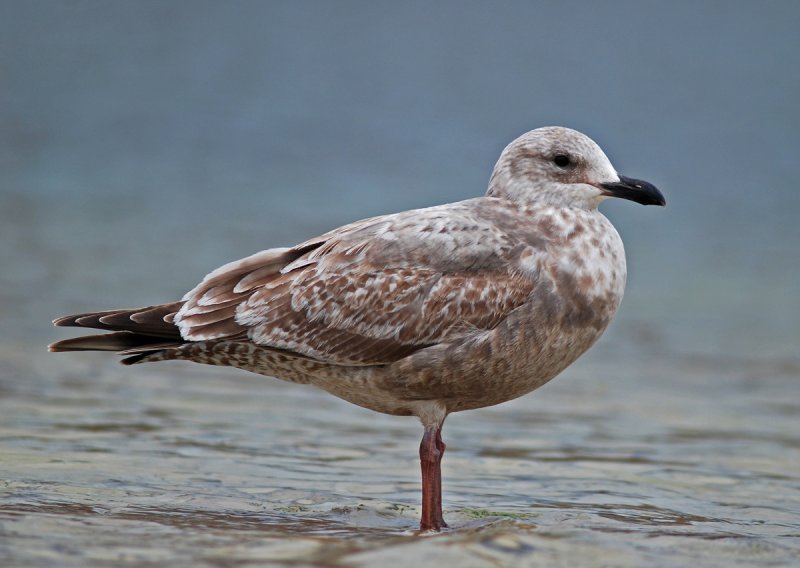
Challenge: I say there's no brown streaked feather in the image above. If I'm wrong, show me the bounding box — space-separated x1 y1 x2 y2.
181 247 306 306
177 303 240 327
233 264 288 293
178 297 243 316
55 201 541 369
184 317 247 341
197 284 238 307
174 246 319 340
168 204 538 366
237 267 533 365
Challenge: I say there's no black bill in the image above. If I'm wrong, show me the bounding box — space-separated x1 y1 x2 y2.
600 175 666 206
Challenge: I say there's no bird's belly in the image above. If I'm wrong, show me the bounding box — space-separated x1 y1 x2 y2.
299 257 625 416
373 273 622 413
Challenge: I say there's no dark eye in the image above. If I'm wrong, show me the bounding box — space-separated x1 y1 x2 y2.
553 154 571 168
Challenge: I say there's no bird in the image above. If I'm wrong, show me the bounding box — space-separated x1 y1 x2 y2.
49 126 665 532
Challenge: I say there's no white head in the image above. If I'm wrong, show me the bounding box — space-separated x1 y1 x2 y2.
487 126 664 210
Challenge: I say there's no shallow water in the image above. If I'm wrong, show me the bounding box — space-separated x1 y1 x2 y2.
2 342 798 566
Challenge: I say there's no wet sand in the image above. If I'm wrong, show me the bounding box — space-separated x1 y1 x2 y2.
2 343 798 567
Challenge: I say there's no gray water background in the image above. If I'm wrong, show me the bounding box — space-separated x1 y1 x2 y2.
1 1 798 566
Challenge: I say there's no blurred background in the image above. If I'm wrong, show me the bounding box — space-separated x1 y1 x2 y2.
1 2 798 565
2 0 797 358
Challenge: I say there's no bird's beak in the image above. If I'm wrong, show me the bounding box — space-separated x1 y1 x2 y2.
599 175 666 206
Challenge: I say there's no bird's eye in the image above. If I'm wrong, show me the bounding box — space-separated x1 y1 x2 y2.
553 154 571 168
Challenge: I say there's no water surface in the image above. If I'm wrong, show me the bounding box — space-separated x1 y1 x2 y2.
2 343 798 566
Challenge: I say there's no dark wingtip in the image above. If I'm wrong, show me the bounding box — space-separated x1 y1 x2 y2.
47 336 108 352
53 314 79 327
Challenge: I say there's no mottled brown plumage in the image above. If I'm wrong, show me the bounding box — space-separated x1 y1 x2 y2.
50 126 665 531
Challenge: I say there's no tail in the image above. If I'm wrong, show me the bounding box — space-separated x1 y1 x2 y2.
48 302 186 365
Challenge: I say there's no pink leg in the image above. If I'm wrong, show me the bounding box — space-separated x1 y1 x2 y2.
419 425 448 531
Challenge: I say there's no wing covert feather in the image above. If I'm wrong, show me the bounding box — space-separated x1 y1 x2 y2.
175 201 536 365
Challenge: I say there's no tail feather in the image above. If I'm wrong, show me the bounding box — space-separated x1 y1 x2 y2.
50 302 187 361
48 331 180 353
120 352 156 366
54 309 132 328
118 341 192 365
53 302 183 338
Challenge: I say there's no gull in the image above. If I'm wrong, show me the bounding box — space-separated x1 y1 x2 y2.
50 126 665 531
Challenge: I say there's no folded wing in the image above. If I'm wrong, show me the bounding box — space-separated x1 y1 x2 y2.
176 204 534 366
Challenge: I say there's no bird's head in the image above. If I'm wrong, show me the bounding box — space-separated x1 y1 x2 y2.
487 126 665 210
